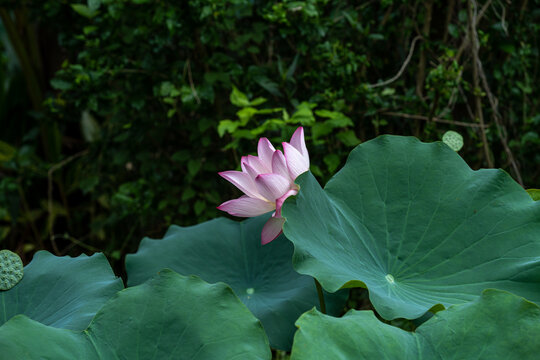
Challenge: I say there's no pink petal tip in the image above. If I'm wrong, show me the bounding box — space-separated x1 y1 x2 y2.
261 216 286 245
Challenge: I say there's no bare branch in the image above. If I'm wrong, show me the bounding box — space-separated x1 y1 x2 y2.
380 111 489 128
48 150 89 251
368 36 423 88
185 59 201 105
468 0 523 185
468 0 494 167
477 47 524 185
454 0 493 62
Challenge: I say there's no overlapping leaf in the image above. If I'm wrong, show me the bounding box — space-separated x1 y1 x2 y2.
126 214 347 350
291 289 540 359
283 135 540 319
0 251 123 329
0 270 271 359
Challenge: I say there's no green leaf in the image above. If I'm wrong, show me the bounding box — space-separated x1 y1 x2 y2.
230 85 251 107
50 78 73 90
159 81 175 96
0 251 123 330
193 199 206 215
82 25 98 35
323 154 340 173
70 4 99 19
283 135 540 320
291 289 540 359
0 141 16 162
87 0 101 11
256 107 283 115
187 159 202 176
381 87 395 96
312 110 353 141
229 86 267 108
218 119 239 137
311 122 333 139
0 271 271 359
369 33 385 40
181 187 196 201
336 130 361 147
526 189 540 201
250 97 268 107
290 102 316 126
0 227 10 242
237 107 259 125
126 215 347 350
80 110 101 142
314 110 353 127
167 108 176 117
255 76 283 97
285 53 300 80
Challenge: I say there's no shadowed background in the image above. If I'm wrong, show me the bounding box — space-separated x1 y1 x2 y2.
0 0 538 276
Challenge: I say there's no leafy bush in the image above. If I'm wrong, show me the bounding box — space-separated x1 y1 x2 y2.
0 0 538 264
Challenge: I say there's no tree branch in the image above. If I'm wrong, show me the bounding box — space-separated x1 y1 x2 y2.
380 111 489 128
368 36 423 88
48 150 89 251
468 0 493 167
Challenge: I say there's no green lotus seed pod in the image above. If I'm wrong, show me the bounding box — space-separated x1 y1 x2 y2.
442 130 464 152
0 249 24 290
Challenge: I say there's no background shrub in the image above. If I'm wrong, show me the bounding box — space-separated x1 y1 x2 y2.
0 0 538 272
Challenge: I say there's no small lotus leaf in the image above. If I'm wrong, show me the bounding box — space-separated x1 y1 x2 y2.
291 289 540 359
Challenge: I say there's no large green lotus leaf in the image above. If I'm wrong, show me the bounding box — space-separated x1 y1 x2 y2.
291 289 540 359
126 214 347 350
0 270 271 359
282 135 540 319
0 251 123 329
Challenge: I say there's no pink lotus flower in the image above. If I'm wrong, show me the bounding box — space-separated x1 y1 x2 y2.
218 127 310 245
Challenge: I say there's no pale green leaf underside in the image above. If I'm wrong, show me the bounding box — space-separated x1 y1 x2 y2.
283 135 540 319
0 251 123 329
0 270 271 360
291 289 540 360
126 214 347 350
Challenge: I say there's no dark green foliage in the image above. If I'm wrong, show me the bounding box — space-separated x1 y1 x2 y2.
0 0 538 264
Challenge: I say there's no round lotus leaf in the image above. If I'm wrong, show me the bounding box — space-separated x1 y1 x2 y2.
0 250 23 290
0 270 271 360
291 289 540 359
0 251 123 330
126 214 347 350
442 130 463 151
282 135 540 320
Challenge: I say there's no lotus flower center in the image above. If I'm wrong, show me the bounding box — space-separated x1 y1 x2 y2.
385 274 395 284
246 287 255 295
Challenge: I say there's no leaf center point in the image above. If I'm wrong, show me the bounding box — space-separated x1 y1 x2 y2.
385 274 395 284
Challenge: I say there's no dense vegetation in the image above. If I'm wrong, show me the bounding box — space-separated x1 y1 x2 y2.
0 0 538 271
